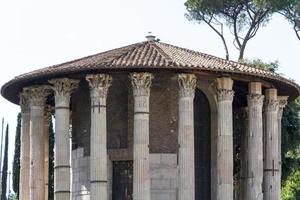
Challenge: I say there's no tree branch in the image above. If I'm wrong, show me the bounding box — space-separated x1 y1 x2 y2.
201 14 230 59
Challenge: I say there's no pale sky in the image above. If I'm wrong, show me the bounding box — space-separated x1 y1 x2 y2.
0 0 299 195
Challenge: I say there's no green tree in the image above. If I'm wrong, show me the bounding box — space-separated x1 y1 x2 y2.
185 0 300 60
282 168 300 200
48 118 54 200
12 113 21 198
281 97 300 182
277 0 300 40
1 124 9 200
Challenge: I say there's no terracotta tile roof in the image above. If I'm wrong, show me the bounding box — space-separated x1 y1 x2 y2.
1 40 299 104
15 41 276 79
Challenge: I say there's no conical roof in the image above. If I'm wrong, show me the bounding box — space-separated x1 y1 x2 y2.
1 39 299 104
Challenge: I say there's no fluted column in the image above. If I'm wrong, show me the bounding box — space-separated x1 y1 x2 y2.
49 78 79 200
245 82 264 200
263 88 280 200
28 86 51 200
215 77 234 200
130 72 153 200
177 73 196 200
277 96 288 199
86 74 112 200
44 105 52 200
19 89 31 200
239 107 248 200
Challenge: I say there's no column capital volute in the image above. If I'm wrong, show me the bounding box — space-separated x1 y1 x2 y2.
278 96 289 109
264 88 279 112
19 88 30 113
48 78 79 106
215 77 234 102
264 98 279 112
130 72 154 97
247 94 264 107
178 73 197 98
26 86 51 107
278 96 289 119
86 74 112 98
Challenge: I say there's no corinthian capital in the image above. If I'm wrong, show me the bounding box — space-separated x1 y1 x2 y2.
178 73 197 98
247 94 264 107
86 74 112 98
216 89 234 101
28 86 51 107
130 72 153 96
264 98 279 112
49 78 79 106
19 88 30 113
215 77 234 102
278 96 289 119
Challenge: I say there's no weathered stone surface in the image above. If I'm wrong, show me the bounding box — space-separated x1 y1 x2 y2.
130 72 153 200
19 89 30 200
49 78 79 200
86 74 112 200
216 77 234 200
244 82 264 200
177 73 196 200
263 88 280 200
28 86 51 200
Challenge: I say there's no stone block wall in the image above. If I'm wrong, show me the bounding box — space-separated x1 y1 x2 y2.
72 148 90 200
71 151 178 200
150 153 178 200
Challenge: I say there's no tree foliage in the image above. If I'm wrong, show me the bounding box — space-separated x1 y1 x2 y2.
282 168 300 200
281 97 300 182
185 0 300 60
12 113 21 198
277 0 300 40
241 58 279 72
1 124 9 200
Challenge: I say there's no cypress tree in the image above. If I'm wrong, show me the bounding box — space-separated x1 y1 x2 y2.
1 124 9 200
12 113 21 198
48 118 54 199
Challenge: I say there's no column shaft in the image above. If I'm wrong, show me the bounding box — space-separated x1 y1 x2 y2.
277 96 288 200
49 78 79 200
130 72 153 200
86 74 112 200
216 77 234 200
177 73 196 200
245 82 264 200
239 108 248 200
44 106 52 200
263 88 280 200
29 86 50 200
19 90 30 200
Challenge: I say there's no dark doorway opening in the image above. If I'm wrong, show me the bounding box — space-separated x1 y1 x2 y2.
112 161 133 200
194 89 211 199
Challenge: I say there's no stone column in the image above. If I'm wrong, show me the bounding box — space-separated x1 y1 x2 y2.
86 74 112 200
19 89 31 200
130 72 153 200
215 77 234 200
28 86 50 200
49 78 79 200
44 105 52 200
239 107 248 200
263 88 280 200
277 96 288 199
177 73 197 200
244 82 264 200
